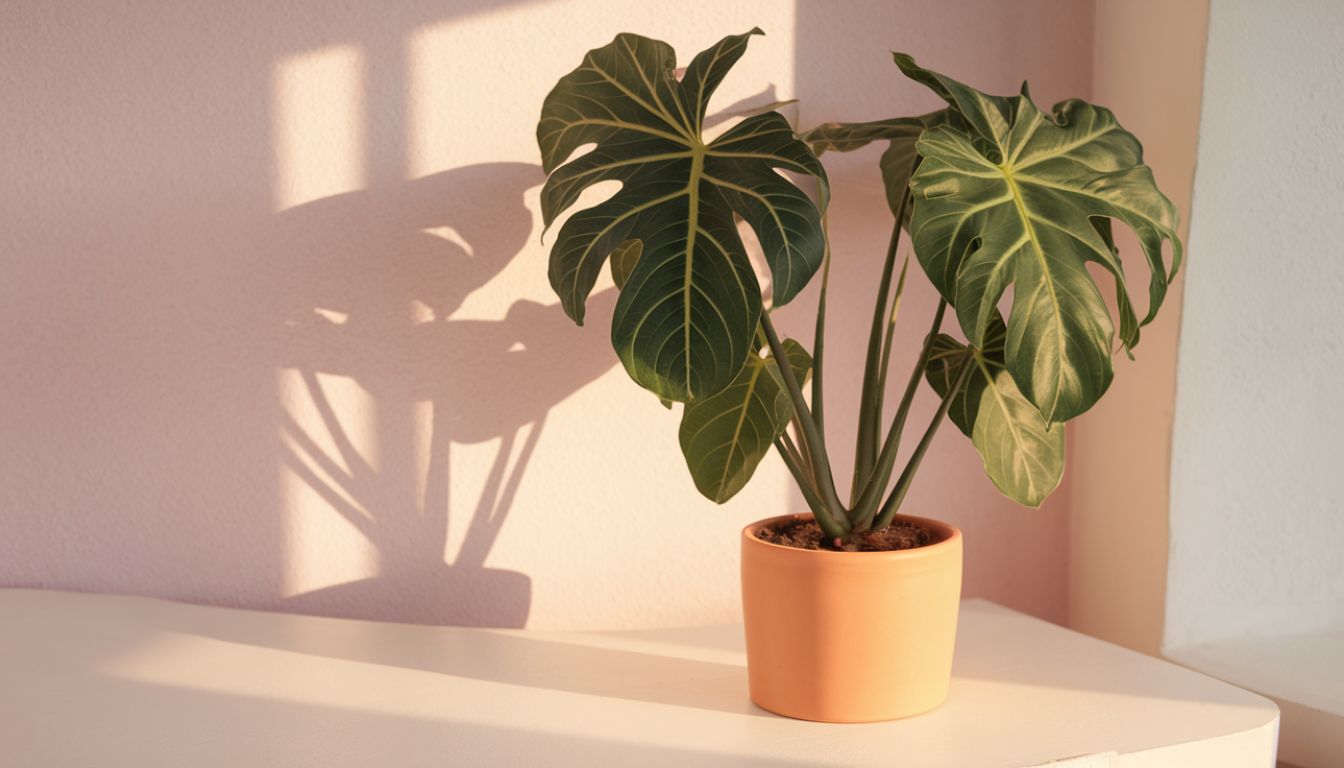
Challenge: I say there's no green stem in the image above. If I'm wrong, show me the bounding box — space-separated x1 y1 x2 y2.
872 347 974 530
851 299 947 530
774 438 845 540
812 211 832 437
872 252 912 435
760 311 850 534
779 430 807 473
850 219 904 503
789 416 815 481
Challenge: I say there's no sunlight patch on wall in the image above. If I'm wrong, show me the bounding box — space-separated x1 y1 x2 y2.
272 45 366 211
277 368 380 598
410 398 437 535
421 225 474 258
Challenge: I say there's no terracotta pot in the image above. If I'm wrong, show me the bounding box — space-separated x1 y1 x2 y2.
740 512 962 722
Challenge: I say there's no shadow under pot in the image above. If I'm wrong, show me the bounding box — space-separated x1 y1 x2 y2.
740 512 963 722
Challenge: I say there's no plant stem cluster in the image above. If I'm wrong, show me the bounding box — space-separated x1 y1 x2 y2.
767 194 973 545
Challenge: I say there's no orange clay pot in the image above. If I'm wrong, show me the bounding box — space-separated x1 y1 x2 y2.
741 512 962 722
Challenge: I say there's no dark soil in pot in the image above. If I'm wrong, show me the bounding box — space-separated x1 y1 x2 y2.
755 518 931 552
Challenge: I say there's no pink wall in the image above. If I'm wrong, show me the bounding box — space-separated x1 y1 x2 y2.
3 1 1095 628
1068 0 1209 654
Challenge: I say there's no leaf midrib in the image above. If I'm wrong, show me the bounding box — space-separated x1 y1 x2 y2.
976 356 1044 496
684 148 704 397
1001 162 1066 418
717 360 766 498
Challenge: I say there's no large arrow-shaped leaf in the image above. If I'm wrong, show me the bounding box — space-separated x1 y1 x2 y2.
896 54 1182 422
538 30 827 402
679 338 810 503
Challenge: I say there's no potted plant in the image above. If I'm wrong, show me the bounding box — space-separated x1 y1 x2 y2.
536 29 1181 722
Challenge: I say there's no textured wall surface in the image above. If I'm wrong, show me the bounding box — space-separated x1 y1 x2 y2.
1166 0 1344 648
2 0 1091 629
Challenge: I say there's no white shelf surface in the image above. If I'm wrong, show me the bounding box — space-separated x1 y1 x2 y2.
1 589 1277 767
1167 630 1343 768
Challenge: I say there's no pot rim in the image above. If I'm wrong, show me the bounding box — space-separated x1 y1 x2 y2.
742 512 962 560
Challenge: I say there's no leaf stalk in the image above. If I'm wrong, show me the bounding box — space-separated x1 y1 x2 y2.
872 346 974 529
760 311 850 535
851 299 947 530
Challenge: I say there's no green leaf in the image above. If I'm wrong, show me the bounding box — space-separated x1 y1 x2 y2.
538 30 828 402
895 54 1182 422
924 312 1007 436
608 240 642 290
609 240 671 409
679 339 811 503
971 368 1065 508
780 336 812 386
802 111 948 218
924 313 1061 506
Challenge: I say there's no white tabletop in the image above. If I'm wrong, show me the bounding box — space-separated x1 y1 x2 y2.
0 589 1277 767
1168 629 1340 767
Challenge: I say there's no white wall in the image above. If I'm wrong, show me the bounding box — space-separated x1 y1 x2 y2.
1166 0 1344 648
2 0 1091 630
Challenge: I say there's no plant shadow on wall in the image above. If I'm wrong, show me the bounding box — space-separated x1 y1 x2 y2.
268 162 618 627
264 78 782 627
